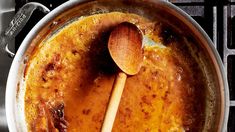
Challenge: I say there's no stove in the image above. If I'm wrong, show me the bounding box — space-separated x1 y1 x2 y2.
0 0 234 131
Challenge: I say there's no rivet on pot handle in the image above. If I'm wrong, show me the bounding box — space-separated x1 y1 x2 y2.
0 2 50 58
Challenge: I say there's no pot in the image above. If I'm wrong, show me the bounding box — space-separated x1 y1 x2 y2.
1 0 229 131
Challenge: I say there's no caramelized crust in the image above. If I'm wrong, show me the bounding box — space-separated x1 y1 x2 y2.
24 12 206 132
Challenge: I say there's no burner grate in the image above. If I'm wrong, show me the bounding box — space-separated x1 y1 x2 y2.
225 4 235 132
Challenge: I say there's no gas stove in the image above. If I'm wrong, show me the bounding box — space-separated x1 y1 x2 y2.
0 0 234 131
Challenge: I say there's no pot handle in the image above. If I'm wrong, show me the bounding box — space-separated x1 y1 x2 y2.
0 2 50 58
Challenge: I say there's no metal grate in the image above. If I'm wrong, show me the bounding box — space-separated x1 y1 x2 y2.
224 2 235 132
15 0 235 131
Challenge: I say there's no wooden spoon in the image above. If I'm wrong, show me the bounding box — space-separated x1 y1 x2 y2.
101 22 143 132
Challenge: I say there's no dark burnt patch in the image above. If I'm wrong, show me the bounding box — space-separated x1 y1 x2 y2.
92 113 103 123
139 102 143 108
50 103 68 132
41 54 62 82
71 49 79 55
161 91 169 101
24 63 29 78
82 109 91 115
45 63 56 71
152 94 157 98
16 82 20 99
144 84 152 90
141 66 146 72
54 89 59 93
151 71 158 76
124 108 132 118
141 109 151 120
42 76 47 82
141 96 152 106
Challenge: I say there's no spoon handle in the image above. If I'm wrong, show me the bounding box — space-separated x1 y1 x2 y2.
101 72 127 132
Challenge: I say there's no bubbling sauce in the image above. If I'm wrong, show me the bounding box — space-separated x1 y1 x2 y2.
24 12 206 132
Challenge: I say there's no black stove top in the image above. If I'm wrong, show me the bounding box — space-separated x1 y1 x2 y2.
15 0 235 131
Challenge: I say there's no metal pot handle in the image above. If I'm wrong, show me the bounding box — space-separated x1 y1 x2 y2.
0 2 50 58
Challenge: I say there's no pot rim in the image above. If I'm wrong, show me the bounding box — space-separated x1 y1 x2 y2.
5 0 229 131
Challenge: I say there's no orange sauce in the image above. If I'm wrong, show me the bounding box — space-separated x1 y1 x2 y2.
24 12 206 132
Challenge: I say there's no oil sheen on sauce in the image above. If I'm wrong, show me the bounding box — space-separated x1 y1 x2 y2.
24 12 206 132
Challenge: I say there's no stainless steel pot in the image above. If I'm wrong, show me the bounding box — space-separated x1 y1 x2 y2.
1 0 229 131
